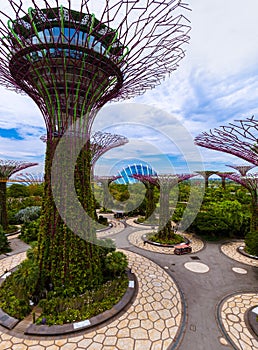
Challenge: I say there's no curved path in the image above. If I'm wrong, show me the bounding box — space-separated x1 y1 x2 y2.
0 220 257 349
128 229 204 255
0 249 183 350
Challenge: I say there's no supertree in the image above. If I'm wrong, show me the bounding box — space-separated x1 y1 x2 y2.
195 116 258 165
134 174 196 240
94 175 121 211
131 174 158 223
90 131 128 170
221 173 258 254
41 130 128 170
226 164 255 176
0 160 38 230
216 172 234 190
0 0 190 293
15 172 45 184
195 170 217 189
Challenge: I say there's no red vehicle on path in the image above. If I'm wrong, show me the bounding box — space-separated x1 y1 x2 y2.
174 244 192 255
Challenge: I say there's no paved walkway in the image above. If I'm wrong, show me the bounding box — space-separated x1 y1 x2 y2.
96 220 125 239
219 293 258 350
0 227 257 349
0 250 183 350
221 240 258 267
128 229 204 255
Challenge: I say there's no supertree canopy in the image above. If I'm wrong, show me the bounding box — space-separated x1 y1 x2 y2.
226 164 255 176
195 116 258 166
0 0 190 138
90 131 128 169
0 0 190 294
195 170 217 189
15 172 45 184
41 130 128 168
0 160 38 230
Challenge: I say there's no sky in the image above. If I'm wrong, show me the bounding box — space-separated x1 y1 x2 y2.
0 0 258 178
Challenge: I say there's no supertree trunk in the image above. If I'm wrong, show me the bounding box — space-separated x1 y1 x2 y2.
0 182 7 230
157 182 175 240
36 138 102 293
145 182 156 221
250 191 258 232
102 180 111 212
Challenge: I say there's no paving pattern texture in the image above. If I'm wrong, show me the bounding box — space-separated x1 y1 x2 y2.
221 241 258 267
0 229 257 349
96 220 125 238
0 252 27 276
0 250 183 350
128 229 204 255
220 293 258 350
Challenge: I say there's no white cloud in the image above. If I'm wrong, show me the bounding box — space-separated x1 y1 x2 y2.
0 0 258 175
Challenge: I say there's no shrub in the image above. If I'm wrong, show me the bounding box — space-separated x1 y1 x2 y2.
14 206 41 224
245 230 258 256
98 215 108 226
19 218 40 243
104 251 128 277
0 225 10 254
36 274 129 325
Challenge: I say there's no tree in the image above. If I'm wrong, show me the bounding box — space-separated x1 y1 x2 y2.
7 184 29 198
0 160 37 230
0 225 11 254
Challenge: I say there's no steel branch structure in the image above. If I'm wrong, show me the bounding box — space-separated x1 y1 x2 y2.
0 0 190 138
41 130 128 167
90 131 128 168
226 164 255 176
195 116 258 166
221 173 258 232
15 172 45 184
0 160 38 180
0 160 38 230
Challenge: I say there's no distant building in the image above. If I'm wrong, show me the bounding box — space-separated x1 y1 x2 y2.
115 163 157 184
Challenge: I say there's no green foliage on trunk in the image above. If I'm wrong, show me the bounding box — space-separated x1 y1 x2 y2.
0 224 10 254
245 230 258 256
0 182 8 230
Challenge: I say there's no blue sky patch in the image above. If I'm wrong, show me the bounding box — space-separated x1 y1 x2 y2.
0 128 23 140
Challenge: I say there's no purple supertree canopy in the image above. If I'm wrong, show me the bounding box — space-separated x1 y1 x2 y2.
216 172 234 180
224 173 258 193
94 175 121 185
41 130 128 166
0 0 190 137
15 172 45 184
90 131 128 167
0 160 38 179
195 116 258 166
132 173 196 188
226 164 256 176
